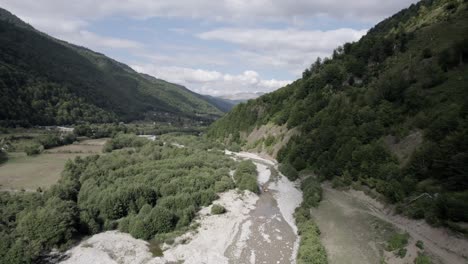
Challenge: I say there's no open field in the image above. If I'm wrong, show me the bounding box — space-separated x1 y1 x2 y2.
310 184 397 264
45 138 108 154
0 138 107 191
311 184 468 264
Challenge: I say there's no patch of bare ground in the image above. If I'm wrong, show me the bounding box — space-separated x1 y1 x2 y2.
45 138 108 154
243 123 299 158
384 130 423 165
313 183 468 264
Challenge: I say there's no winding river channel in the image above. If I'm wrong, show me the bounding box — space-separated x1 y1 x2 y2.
225 152 302 264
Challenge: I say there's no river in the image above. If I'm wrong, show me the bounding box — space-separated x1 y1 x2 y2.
225 152 302 264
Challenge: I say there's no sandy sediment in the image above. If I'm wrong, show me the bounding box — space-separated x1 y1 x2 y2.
269 170 303 263
154 190 258 263
61 231 155 264
61 190 258 264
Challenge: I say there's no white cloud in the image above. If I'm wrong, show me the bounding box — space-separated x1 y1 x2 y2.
131 64 291 95
199 27 367 74
199 28 367 52
6 10 143 52
0 0 419 23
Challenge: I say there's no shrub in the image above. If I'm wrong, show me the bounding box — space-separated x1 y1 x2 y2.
214 177 235 193
279 163 299 181
421 48 432 59
145 206 177 235
211 204 226 215
24 143 43 156
36 134 61 149
414 253 432 264
264 135 276 147
416 240 424 249
295 207 328 264
234 161 259 193
397 248 407 258
129 218 150 240
118 217 131 233
0 149 7 164
386 232 409 251
302 177 323 208
103 133 148 152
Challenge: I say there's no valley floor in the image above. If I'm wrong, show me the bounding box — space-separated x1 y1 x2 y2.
59 151 303 264
53 149 468 264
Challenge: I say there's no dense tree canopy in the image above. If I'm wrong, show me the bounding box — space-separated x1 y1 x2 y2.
208 0 468 226
0 134 258 263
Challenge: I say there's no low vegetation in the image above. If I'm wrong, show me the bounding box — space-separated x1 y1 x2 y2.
233 160 259 193
1 130 76 156
211 204 226 215
0 149 6 163
414 253 432 264
416 240 424 249
0 134 255 263
295 177 328 264
386 232 409 252
74 122 205 139
102 133 149 152
279 163 299 181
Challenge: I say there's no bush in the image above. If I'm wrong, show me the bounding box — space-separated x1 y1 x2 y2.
129 218 150 240
414 253 432 264
36 134 61 149
302 177 323 208
264 135 276 147
397 248 407 258
24 143 43 156
386 232 409 251
421 48 432 59
279 163 299 181
295 207 328 264
416 240 424 249
234 160 259 193
211 204 226 215
0 149 7 164
145 206 177 235
103 133 148 152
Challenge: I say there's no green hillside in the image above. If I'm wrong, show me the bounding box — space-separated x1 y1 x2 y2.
0 8 223 127
209 0 468 226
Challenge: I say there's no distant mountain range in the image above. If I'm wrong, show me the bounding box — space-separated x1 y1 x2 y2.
0 8 226 126
219 92 265 102
201 92 266 112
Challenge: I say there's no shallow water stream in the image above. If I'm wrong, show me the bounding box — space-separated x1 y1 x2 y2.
225 155 300 264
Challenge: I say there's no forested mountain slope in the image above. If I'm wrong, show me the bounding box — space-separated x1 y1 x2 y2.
209 0 468 227
0 8 224 126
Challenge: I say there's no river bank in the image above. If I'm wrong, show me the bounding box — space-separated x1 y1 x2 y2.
311 184 468 264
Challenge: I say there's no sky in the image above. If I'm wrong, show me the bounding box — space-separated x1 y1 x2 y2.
0 0 418 96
